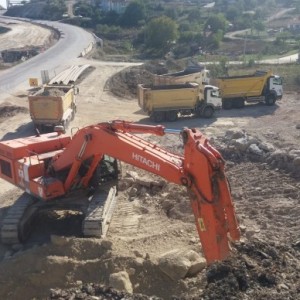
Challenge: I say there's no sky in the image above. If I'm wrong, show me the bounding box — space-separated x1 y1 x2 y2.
0 0 7 9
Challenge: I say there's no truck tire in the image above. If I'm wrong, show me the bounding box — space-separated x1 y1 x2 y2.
201 106 214 118
233 98 245 109
222 100 232 110
151 111 165 123
265 94 276 106
166 110 178 122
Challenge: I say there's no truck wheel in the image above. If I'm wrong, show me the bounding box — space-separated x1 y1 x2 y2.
265 94 276 106
151 111 165 123
234 99 245 109
201 106 214 118
166 111 178 122
222 100 232 110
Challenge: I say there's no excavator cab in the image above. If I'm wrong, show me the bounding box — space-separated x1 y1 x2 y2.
87 155 120 188
98 155 120 184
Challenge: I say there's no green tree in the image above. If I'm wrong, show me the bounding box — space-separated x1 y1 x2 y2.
74 2 94 18
42 0 66 20
253 21 265 35
205 14 227 34
120 0 145 27
144 16 178 55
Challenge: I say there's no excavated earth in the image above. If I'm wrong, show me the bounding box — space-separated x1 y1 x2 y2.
0 61 300 299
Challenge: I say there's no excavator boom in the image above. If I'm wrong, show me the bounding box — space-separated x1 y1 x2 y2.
0 120 240 264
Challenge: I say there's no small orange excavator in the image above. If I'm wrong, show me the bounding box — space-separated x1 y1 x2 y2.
0 120 240 264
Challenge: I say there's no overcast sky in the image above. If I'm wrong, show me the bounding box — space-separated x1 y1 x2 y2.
0 0 7 9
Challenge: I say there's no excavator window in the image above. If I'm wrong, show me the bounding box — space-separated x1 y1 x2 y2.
88 155 119 188
98 155 119 183
0 159 12 178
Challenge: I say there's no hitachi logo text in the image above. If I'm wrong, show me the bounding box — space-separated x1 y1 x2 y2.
132 153 160 171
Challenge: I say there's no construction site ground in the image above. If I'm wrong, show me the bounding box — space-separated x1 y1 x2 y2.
0 25 300 300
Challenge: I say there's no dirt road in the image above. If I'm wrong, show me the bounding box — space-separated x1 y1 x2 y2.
0 55 299 299
0 17 52 51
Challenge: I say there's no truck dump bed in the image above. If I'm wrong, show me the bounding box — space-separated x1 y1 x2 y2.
28 85 74 124
138 83 199 112
153 65 209 86
216 70 272 98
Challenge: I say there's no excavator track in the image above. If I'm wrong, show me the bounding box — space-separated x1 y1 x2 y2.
1 193 37 245
82 186 117 238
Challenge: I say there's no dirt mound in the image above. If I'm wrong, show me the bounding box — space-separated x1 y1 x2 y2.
106 62 168 99
0 103 28 119
199 239 299 300
39 88 65 97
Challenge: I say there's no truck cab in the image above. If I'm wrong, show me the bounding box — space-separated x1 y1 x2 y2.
197 85 222 118
203 85 222 108
268 75 283 101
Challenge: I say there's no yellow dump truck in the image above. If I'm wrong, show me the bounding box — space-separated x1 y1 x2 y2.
153 65 210 86
137 82 221 122
215 70 283 109
28 84 78 132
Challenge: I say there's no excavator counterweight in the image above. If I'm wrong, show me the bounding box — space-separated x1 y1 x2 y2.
0 120 240 264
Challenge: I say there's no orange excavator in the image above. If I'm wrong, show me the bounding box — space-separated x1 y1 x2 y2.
0 120 240 264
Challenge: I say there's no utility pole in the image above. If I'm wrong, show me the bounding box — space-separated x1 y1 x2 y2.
243 31 247 64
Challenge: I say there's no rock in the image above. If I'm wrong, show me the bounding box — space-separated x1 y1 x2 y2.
248 144 263 156
158 249 206 281
133 250 144 258
136 177 152 187
225 129 245 140
109 271 133 293
259 142 275 152
118 177 135 191
189 237 198 244
125 171 139 179
278 283 289 290
289 149 300 157
132 257 144 267
233 138 249 152
128 187 138 197
185 250 207 277
161 199 173 210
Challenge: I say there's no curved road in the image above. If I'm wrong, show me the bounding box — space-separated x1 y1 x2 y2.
0 17 95 95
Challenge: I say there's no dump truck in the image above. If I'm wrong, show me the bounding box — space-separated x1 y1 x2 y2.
153 64 210 86
215 70 283 109
138 82 221 122
28 84 78 132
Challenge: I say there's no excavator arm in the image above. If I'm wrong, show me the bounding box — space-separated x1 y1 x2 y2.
0 120 240 264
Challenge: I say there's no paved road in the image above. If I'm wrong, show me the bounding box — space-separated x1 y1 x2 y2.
0 17 95 95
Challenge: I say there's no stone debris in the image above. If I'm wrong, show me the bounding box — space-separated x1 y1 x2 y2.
109 271 133 293
158 249 206 281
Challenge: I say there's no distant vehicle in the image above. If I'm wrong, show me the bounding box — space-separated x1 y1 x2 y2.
215 70 283 109
28 84 78 132
138 82 222 122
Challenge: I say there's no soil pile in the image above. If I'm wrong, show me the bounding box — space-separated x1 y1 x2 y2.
0 103 28 119
39 88 65 97
106 62 168 98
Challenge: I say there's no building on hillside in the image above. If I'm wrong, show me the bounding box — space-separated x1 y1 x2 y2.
100 0 128 13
